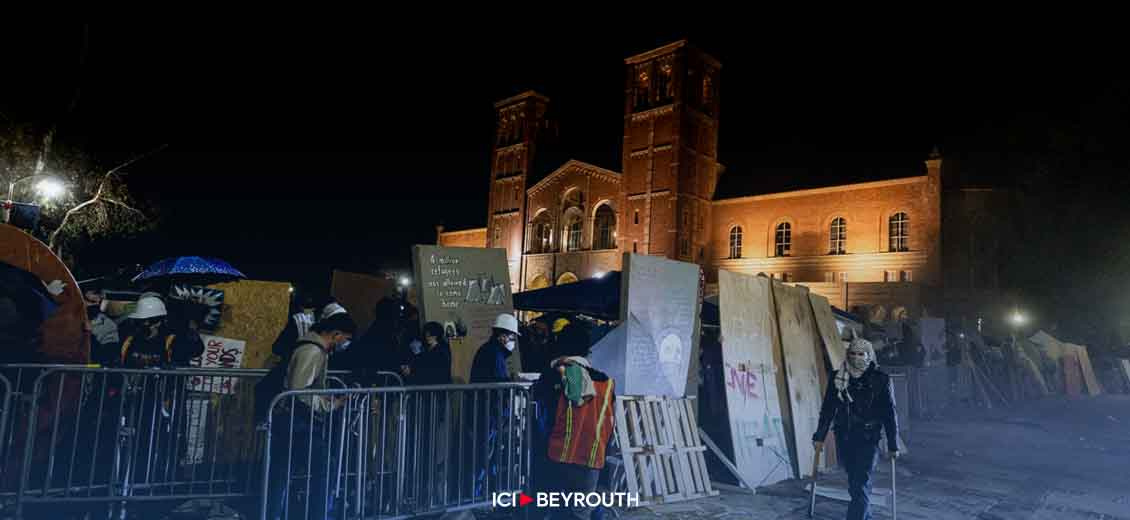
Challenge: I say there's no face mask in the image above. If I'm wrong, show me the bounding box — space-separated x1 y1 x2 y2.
504 339 517 352
848 353 869 370
409 339 423 354
337 339 352 351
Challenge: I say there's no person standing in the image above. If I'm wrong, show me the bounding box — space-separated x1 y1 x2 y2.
266 313 355 520
812 336 899 520
84 288 120 365
117 295 204 368
470 314 520 383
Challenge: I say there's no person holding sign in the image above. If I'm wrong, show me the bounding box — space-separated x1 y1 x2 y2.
812 335 899 520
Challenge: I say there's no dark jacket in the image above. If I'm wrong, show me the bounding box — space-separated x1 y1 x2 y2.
470 339 512 383
813 365 899 452
118 324 205 368
408 342 452 386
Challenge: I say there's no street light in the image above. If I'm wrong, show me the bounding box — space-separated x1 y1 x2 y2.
398 276 411 288
1010 310 1026 327
4 174 67 223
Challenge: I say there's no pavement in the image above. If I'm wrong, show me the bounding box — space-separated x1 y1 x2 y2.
617 394 1130 519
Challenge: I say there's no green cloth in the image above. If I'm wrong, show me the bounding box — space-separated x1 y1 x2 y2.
564 364 586 406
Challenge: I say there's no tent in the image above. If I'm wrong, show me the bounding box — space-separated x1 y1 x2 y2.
512 270 720 325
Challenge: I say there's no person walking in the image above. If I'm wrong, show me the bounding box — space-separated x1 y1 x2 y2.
813 335 899 520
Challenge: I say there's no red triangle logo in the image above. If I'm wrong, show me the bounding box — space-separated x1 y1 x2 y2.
518 493 533 507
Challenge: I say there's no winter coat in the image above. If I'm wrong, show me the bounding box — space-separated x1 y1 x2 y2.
813 366 900 451
470 339 512 383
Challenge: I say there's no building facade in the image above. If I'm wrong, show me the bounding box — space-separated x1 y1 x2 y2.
440 41 944 318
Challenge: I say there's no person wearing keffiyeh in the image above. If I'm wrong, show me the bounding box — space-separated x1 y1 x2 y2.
813 333 899 520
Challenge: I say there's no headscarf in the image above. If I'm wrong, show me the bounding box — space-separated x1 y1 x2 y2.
834 331 876 403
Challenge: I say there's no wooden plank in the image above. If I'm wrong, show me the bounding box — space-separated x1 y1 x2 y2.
717 270 794 488
770 281 825 479
661 400 696 498
613 399 641 497
1069 344 1103 396
808 292 845 369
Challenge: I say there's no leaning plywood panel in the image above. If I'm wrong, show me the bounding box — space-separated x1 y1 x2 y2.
718 270 793 487
1068 344 1103 396
771 281 825 479
331 270 396 335
620 253 701 397
808 292 844 369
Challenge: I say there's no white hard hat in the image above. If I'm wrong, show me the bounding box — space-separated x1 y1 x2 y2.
492 313 520 336
320 302 347 321
129 296 168 320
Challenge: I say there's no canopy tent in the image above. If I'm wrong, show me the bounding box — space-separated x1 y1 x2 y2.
512 270 719 325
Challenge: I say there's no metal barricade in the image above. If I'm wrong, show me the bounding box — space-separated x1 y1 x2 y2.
260 383 533 520
10 366 271 519
0 373 10 478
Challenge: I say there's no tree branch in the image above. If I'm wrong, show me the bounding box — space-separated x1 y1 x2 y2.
47 144 167 251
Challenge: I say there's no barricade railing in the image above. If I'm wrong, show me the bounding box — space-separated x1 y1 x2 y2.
0 373 10 480
260 383 534 520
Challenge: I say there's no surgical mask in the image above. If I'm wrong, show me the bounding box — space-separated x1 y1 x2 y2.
504 339 517 352
409 339 423 355
337 339 352 351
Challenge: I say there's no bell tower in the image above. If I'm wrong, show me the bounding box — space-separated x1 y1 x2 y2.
486 91 550 292
620 41 720 263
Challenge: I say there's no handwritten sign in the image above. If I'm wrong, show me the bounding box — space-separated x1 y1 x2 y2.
412 245 514 383
187 334 246 394
620 253 700 396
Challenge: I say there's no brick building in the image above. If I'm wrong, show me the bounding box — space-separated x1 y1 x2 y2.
440 40 949 319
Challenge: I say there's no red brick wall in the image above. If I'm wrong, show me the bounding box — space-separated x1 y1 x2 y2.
438 228 486 248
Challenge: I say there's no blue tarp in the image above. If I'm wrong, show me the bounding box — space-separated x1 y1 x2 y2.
512 270 719 325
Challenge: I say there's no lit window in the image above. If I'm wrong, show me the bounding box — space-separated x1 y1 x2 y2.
594 205 617 250
775 222 792 257
729 226 743 259
889 212 909 252
565 215 583 252
829 217 846 254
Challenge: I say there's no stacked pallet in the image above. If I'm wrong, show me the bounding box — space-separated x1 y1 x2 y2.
613 395 718 506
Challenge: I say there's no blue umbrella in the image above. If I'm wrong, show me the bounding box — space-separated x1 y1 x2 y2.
131 256 246 283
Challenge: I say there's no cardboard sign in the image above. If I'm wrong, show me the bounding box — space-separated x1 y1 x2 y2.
187 334 246 394
412 245 514 383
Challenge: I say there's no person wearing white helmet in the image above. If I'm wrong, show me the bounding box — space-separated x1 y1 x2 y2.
470 313 521 383
117 295 204 368
812 333 900 520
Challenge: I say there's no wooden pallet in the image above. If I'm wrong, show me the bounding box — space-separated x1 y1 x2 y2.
613 395 719 506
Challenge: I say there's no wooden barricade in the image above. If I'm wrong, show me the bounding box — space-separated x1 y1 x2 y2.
613 395 718 506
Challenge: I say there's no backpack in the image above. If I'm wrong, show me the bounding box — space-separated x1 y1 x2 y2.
254 339 320 423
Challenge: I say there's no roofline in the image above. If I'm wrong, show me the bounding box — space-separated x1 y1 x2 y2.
494 90 550 109
527 160 621 194
439 227 487 236
625 40 722 69
713 176 927 206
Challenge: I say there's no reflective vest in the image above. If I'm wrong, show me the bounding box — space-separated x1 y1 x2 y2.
120 334 176 366
548 378 615 469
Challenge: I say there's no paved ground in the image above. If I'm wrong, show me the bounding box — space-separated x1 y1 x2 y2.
621 394 1130 519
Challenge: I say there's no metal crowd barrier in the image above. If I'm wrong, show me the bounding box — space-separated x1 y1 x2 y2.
260 383 534 520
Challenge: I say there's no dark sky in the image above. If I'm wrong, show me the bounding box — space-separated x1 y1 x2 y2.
4 19 1128 320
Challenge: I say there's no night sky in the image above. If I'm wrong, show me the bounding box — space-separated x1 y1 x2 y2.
4 20 1128 337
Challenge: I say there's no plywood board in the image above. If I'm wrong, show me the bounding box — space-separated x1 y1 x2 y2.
620 254 701 397
718 270 793 488
208 280 290 369
330 269 396 335
1068 344 1103 396
770 281 824 479
1120 359 1130 388
412 245 514 383
1062 352 1083 397
808 292 844 369
0 223 87 363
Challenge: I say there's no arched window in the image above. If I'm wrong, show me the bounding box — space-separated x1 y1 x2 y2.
530 211 552 253
729 226 743 259
594 204 617 250
829 217 847 255
557 272 578 285
774 222 792 257
889 212 909 252
492 224 502 247
564 214 583 252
